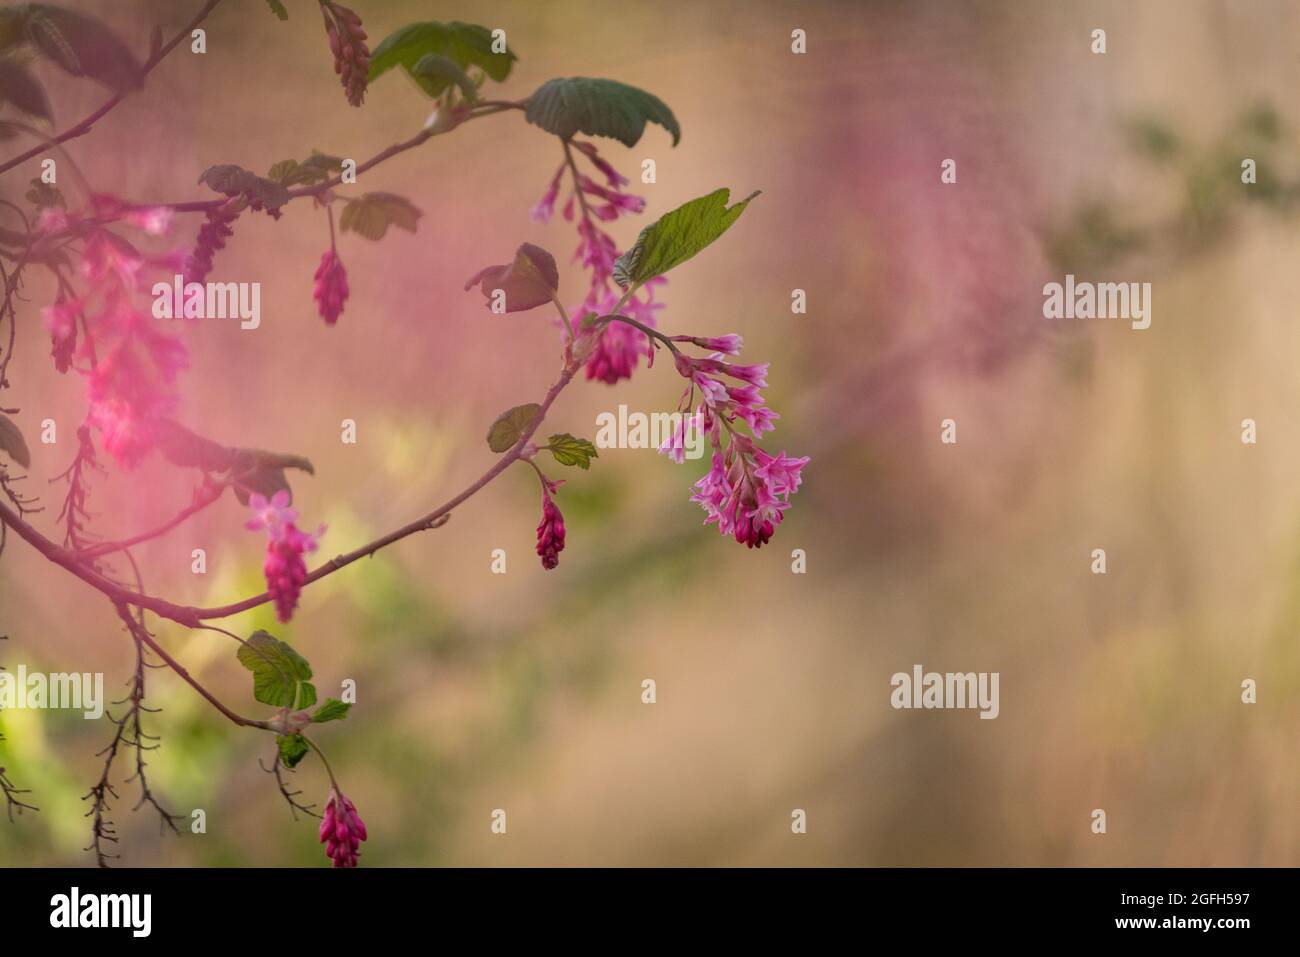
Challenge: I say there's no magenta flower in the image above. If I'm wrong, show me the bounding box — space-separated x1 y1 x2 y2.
530 165 564 223
246 491 323 623
321 2 370 107
661 338 809 548
313 249 349 326
320 788 367 867
536 488 566 570
123 206 174 236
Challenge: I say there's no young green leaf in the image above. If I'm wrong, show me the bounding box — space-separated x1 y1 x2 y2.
410 53 478 101
0 413 31 469
0 58 52 120
524 77 680 147
264 0 289 21
486 403 541 453
546 433 597 470
237 631 315 709
464 243 558 313
613 188 759 288
277 734 309 768
267 158 330 187
23 4 143 93
338 192 422 240
368 21 515 97
311 699 352 723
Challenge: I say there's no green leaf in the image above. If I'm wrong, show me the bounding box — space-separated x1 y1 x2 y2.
524 77 680 147
613 188 759 288
368 21 515 97
277 734 309 768
410 52 478 101
229 448 315 507
264 0 289 21
198 164 291 211
486 403 541 453
463 242 558 313
267 153 339 187
0 413 31 468
547 433 597 470
311 699 351 723
25 177 64 209
0 58 52 120
338 192 422 240
237 631 314 709
24 4 143 93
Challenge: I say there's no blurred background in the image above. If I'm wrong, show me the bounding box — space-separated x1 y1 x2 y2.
3 0 1300 866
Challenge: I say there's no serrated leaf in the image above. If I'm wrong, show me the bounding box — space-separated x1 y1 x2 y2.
264 0 289 21
463 243 558 313
0 58 52 120
277 734 309 768
237 631 314 709
24 5 142 93
197 164 290 210
524 77 680 148
613 188 759 288
547 433 597 470
486 403 541 453
0 413 31 468
410 52 478 101
338 192 422 240
368 20 515 97
311 699 351 723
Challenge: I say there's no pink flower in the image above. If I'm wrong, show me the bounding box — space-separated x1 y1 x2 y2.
320 788 367 867
124 206 174 236
313 249 349 326
263 524 319 623
322 2 370 107
530 165 564 224
35 207 69 234
244 490 298 535
536 490 566 570
247 491 323 622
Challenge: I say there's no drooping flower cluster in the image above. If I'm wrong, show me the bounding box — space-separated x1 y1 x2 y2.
535 477 566 570
321 1 370 107
320 788 367 867
660 336 809 548
38 201 189 466
530 140 664 384
183 206 239 286
245 491 324 623
313 248 349 325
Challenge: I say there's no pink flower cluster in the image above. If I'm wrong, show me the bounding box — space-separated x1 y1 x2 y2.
245 491 324 623
320 788 367 867
535 478 566 570
39 200 188 467
313 249 349 325
661 337 809 548
530 140 664 384
322 2 370 107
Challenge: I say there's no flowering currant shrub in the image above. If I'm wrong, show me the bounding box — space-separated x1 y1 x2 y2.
0 1 808 866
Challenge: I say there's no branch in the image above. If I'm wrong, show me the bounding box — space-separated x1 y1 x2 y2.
76 481 224 560
0 0 226 178
0 362 579 625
